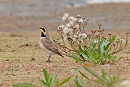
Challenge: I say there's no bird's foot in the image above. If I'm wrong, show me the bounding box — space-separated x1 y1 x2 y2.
46 60 51 62
46 57 51 63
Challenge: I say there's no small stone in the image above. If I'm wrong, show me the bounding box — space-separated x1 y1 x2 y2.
27 72 30 74
11 74 15 76
106 64 110 67
6 59 9 61
31 58 35 61
11 50 16 52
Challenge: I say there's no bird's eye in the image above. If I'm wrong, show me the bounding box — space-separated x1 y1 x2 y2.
39 26 47 32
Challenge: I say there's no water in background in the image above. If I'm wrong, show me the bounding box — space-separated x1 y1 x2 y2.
0 0 86 16
87 0 130 4
0 0 130 16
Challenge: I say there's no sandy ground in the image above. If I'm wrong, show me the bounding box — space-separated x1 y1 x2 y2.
0 3 130 87
0 32 130 87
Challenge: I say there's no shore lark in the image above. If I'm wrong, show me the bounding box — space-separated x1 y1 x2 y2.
39 26 64 62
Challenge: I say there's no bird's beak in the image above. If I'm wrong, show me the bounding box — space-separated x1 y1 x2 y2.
40 27 44 29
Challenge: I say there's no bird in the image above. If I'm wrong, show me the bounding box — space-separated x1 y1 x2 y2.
39 26 64 62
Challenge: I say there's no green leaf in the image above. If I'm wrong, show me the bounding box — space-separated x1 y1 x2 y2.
101 69 107 79
91 42 96 50
75 76 85 87
43 68 50 86
82 54 90 61
84 45 88 51
56 79 60 87
84 67 105 82
38 78 45 87
98 39 102 51
78 45 84 54
40 80 47 86
71 53 85 64
13 83 38 87
50 73 56 86
72 67 83 76
79 71 90 80
82 53 97 64
105 36 116 50
116 56 122 62
58 76 71 86
75 49 79 52
100 41 109 55
101 69 111 83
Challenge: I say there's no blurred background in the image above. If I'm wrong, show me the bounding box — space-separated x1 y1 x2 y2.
0 0 130 32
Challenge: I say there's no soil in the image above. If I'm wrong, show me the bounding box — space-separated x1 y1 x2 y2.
0 31 129 87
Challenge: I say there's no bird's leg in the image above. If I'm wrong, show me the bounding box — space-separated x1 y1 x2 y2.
47 54 51 62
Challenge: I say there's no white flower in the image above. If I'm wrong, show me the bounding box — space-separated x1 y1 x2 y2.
62 13 69 21
68 21 73 26
68 16 76 22
58 24 64 29
63 27 69 34
63 27 73 35
120 39 125 43
77 14 81 18
78 33 82 37
74 18 77 21
66 23 70 28
63 35 68 41
78 18 84 23
69 28 73 35
121 80 130 87
78 33 87 39
63 13 69 18
74 34 78 38
64 13 69 18
62 17 66 21
72 34 78 41
75 24 80 29
78 34 83 43
68 16 74 20
94 40 98 44
81 33 87 39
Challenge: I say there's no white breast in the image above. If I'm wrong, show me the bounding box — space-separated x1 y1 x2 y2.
39 37 54 55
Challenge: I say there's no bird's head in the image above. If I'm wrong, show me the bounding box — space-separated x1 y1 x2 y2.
39 26 47 32
39 26 47 37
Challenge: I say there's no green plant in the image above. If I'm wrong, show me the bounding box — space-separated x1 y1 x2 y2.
71 36 122 64
75 76 85 87
39 68 56 87
13 67 121 87
13 68 73 87
55 76 72 87
13 83 38 87
75 67 121 87
13 68 56 87
55 67 83 87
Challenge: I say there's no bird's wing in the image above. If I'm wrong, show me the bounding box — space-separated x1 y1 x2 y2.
41 38 60 54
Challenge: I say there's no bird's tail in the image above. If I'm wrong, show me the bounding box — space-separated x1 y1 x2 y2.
58 53 64 58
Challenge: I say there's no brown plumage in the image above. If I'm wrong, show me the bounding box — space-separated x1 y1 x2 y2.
39 27 64 62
